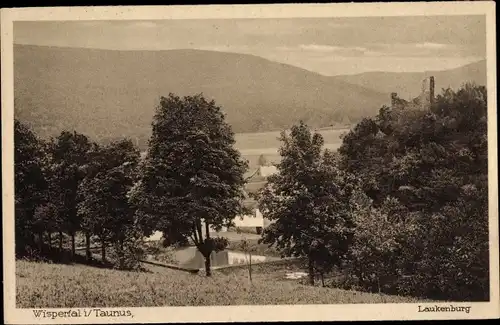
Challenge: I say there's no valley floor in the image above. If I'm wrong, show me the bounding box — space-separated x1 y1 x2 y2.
16 260 425 307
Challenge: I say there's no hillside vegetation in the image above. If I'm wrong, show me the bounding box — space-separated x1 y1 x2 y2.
337 83 488 301
332 60 486 99
16 260 423 307
14 44 387 147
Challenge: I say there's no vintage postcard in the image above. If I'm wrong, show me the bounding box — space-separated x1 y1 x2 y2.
2 2 499 323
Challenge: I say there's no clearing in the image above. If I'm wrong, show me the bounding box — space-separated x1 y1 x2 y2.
236 128 349 172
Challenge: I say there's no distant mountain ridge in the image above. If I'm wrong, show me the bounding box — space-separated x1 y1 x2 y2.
14 44 388 147
14 45 486 149
331 60 487 100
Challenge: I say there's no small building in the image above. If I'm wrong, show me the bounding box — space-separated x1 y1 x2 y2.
234 207 265 228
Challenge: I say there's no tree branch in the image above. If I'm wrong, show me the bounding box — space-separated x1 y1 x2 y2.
205 220 211 240
190 234 198 246
195 218 203 244
192 224 199 246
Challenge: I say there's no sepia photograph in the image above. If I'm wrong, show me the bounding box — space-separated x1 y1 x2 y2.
2 2 498 323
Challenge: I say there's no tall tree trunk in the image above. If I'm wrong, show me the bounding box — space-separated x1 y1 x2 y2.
85 232 91 262
38 231 44 253
308 257 315 286
320 272 325 287
205 256 212 277
119 238 125 269
101 238 106 263
195 219 203 242
192 225 199 246
204 221 212 277
357 264 365 287
205 221 211 239
48 232 52 250
71 232 76 257
58 231 63 251
30 233 36 250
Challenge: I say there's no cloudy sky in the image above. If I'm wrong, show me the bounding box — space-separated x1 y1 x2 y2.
14 15 486 75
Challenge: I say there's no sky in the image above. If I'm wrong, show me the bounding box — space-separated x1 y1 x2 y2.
14 15 486 76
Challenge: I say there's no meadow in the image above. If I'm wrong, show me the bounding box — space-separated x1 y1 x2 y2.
224 237 281 258
16 260 423 308
236 128 349 172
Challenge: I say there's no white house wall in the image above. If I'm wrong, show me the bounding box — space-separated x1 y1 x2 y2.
234 211 264 227
227 251 268 265
145 209 271 241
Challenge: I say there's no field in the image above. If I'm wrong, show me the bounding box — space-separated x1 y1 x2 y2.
236 128 349 172
226 238 282 258
16 260 424 308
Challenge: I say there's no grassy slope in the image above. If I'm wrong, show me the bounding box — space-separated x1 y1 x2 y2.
226 238 281 258
16 260 422 307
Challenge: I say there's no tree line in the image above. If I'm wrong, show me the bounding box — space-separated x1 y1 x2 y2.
14 84 488 301
15 121 142 268
15 94 248 273
258 83 488 301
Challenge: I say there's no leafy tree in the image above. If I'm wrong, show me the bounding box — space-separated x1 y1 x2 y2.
77 142 105 260
50 131 92 256
258 122 359 285
38 139 68 254
27 138 64 254
32 202 59 252
339 83 489 300
130 94 248 276
14 120 48 255
78 139 140 266
346 197 417 293
108 224 147 270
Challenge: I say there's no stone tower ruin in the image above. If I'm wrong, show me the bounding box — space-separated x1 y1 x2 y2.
389 77 435 110
420 76 435 110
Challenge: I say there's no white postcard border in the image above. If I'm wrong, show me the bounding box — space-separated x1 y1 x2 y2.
2 2 498 323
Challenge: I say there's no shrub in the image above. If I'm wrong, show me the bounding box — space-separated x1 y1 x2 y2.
109 228 147 271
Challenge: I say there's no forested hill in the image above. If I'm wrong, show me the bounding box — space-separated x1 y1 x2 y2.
14 44 389 146
332 60 487 99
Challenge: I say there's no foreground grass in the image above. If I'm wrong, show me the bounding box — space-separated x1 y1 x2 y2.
16 260 424 308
